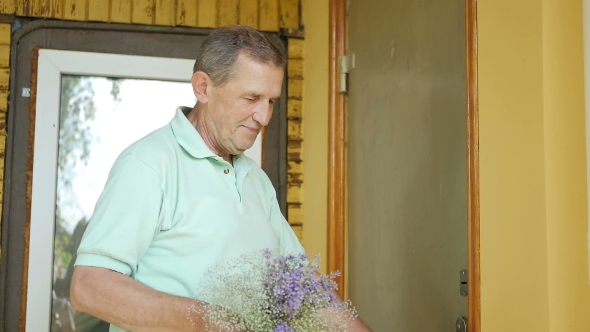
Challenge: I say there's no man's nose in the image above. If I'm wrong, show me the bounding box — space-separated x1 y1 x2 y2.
252 101 273 127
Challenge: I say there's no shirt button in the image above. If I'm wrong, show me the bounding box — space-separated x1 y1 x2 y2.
224 169 230 174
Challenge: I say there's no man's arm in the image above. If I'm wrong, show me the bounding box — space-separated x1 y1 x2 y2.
70 266 212 332
345 315 373 332
315 277 371 332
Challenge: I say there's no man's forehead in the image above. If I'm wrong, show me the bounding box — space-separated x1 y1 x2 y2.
235 52 283 70
225 56 283 86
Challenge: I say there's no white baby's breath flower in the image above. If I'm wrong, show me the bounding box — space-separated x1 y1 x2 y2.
193 248 358 332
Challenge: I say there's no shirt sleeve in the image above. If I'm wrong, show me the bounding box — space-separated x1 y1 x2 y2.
268 193 306 256
75 153 164 277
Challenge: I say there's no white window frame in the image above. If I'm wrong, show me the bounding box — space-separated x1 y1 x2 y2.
27 49 262 331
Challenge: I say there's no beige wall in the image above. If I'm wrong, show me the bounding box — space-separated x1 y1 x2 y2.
479 0 590 330
299 0 329 273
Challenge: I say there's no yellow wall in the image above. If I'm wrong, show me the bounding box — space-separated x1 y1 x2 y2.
479 0 590 330
542 1 590 329
299 0 329 273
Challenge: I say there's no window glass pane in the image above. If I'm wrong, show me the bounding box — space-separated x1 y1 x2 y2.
52 75 195 331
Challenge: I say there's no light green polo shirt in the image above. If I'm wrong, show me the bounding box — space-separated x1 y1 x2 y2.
75 107 304 331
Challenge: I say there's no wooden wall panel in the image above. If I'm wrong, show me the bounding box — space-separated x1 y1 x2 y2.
0 69 6 110
88 0 109 21
238 0 258 28
287 59 303 79
0 24 8 55
34 0 46 16
14 0 39 16
132 0 155 25
42 0 62 18
259 0 278 31
287 98 302 119
287 78 302 99
3 0 302 31
287 183 301 204
176 0 198 27
288 159 301 171
198 0 217 28
29 0 41 16
286 38 304 227
0 26 8 113
287 118 302 140
0 45 8 68
63 0 87 21
218 0 238 27
291 225 302 241
110 0 132 23
0 0 16 14
288 38 304 59
0 23 10 244
36 0 45 17
279 0 298 29
287 169 302 183
155 0 175 26
288 204 302 225
287 139 302 161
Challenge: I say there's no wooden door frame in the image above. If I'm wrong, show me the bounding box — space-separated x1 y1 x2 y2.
327 0 481 331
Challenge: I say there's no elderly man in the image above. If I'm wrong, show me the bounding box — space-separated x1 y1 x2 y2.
70 25 370 331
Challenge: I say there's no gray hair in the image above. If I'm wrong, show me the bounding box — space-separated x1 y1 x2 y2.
193 25 287 86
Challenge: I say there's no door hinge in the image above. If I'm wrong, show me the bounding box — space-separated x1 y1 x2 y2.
338 53 355 94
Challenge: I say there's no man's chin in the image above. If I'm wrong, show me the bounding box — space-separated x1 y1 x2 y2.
232 144 254 155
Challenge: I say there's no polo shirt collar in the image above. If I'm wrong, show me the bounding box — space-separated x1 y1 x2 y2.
171 106 217 159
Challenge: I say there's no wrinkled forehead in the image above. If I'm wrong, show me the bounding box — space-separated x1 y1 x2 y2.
231 53 284 76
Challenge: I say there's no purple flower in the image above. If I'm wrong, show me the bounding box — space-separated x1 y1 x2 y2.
274 321 294 332
262 248 273 259
260 250 343 320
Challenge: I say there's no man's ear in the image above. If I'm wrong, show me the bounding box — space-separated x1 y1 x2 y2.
191 71 211 103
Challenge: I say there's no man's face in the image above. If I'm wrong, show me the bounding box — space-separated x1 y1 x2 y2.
203 53 284 156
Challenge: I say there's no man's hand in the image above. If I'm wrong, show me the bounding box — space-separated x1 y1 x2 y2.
318 307 372 332
71 266 217 332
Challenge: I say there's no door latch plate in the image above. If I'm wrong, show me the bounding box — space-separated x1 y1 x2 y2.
460 269 468 297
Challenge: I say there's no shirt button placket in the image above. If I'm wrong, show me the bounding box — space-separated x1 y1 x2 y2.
223 167 241 201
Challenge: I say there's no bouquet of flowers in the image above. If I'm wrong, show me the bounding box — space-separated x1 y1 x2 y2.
194 248 357 332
